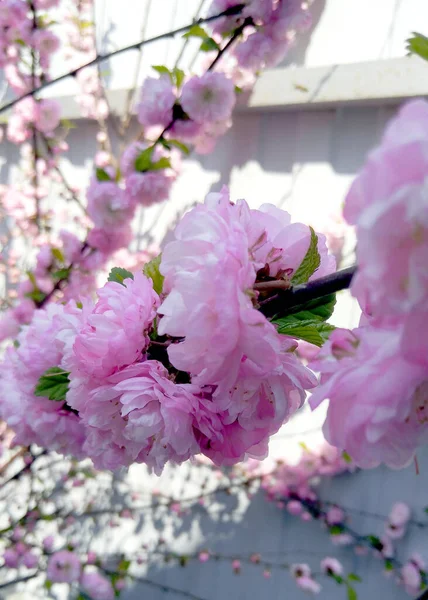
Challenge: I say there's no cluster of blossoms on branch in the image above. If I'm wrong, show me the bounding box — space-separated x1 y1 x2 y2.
1 440 426 598
0 0 314 344
310 100 428 470
0 188 336 471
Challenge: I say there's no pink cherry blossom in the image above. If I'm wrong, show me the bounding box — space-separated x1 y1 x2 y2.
137 76 176 128
47 551 81 583
181 72 236 124
295 576 321 594
70 272 159 381
32 29 60 69
69 362 201 473
159 189 322 402
87 224 133 255
87 179 136 230
3 548 19 568
401 562 422 595
125 170 174 207
310 325 428 469
0 303 87 457
320 557 343 577
34 99 61 133
80 571 115 600
389 502 411 527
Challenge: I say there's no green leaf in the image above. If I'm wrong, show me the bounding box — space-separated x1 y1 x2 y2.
347 585 358 600
183 24 208 39
51 248 65 263
273 317 335 347
366 535 383 551
152 65 172 79
34 367 70 402
96 167 111 182
424 507 428 514
235 85 243 94
143 255 164 295
348 574 361 583
173 67 185 89
329 525 344 535
151 157 171 171
25 290 46 304
118 559 131 572
167 138 190 155
406 32 428 61
60 118 76 130
107 267 134 286
26 270 37 287
200 37 220 52
44 580 53 591
52 268 71 281
291 227 320 285
135 146 155 172
342 451 352 464
384 560 394 572
275 293 336 323
333 575 344 585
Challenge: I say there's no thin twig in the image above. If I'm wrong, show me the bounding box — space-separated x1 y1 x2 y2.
0 5 246 116
0 572 39 590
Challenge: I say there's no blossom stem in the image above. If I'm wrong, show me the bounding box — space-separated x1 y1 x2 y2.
0 5 247 116
208 16 253 71
259 265 357 318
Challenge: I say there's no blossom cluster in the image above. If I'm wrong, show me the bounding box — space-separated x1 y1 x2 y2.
309 99 428 470
0 190 335 472
257 443 427 596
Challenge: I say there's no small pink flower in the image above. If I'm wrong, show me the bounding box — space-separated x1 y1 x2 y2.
326 506 345 525
388 502 411 527
401 562 422 595
296 576 321 594
3 548 19 568
34 99 61 133
22 551 38 569
286 500 303 515
181 72 236 124
290 564 311 579
232 559 241 573
199 551 210 563
320 557 343 577
137 76 176 128
80 571 115 600
47 551 81 583
263 569 271 578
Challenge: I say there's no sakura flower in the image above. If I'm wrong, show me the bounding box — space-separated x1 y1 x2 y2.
87 179 136 230
181 72 236 124
401 562 422 596
80 571 115 600
69 272 159 381
137 76 176 128
0 303 87 457
296 576 321 594
310 325 428 469
34 99 61 134
47 551 81 584
320 557 343 577
125 170 174 207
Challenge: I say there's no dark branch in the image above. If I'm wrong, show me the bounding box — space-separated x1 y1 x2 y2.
0 4 247 116
259 266 357 319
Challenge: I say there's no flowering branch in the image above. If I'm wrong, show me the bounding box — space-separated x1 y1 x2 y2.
0 4 247 116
